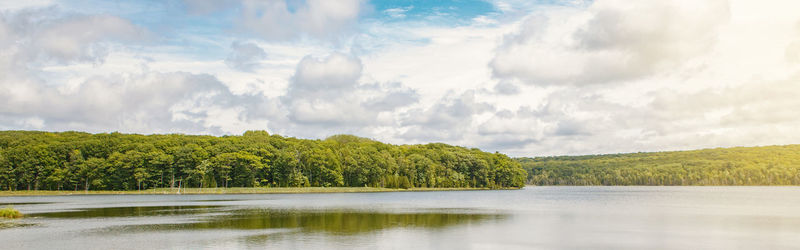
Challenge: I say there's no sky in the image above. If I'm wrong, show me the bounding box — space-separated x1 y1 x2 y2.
1 0 799 157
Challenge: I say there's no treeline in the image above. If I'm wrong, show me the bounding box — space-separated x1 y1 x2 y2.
0 131 526 191
518 145 800 185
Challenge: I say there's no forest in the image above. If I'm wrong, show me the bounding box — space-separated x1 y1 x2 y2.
518 145 800 185
0 131 526 191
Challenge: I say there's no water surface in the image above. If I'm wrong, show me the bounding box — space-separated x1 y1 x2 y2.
2 187 800 249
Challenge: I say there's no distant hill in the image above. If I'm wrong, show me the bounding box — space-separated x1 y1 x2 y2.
517 145 800 185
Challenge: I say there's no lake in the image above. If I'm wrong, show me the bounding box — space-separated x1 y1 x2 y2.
2 186 800 249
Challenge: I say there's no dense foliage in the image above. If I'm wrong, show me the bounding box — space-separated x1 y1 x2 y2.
519 145 800 185
0 131 526 191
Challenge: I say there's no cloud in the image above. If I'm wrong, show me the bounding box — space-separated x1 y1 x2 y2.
238 0 367 41
403 90 493 129
475 108 542 148
291 53 363 92
493 70 800 156
282 53 418 129
225 41 267 72
0 7 268 134
464 87 631 155
0 71 271 134
384 6 413 19
0 0 55 12
182 0 237 15
401 90 494 141
283 53 365 125
490 0 730 85
648 74 800 133
1 8 150 65
493 81 520 95
363 84 419 111
787 22 800 63
35 15 149 63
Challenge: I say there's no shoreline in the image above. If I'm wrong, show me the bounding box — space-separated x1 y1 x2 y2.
0 187 520 196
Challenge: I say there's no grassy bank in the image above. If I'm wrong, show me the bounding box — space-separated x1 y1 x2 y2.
0 187 514 196
0 207 22 218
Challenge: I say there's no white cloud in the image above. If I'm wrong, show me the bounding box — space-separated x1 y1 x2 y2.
225 41 267 72
0 0 54 12
34 14 149 63
401 90 494 142
0 7 270 134
491 0 729 85
1 8 150 65
360 22 513 106
475 109 543 148
384 6 413 19
0 71 272 134
460 0 800 156
283 53 367 126
238 0 367 40
282 53 419 133
492 81 520 95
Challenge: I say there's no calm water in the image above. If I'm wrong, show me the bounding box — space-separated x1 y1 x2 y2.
2 187 800 249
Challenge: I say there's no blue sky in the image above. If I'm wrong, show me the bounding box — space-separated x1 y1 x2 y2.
1 0 799 156
41 0 511 59
371 0 497 21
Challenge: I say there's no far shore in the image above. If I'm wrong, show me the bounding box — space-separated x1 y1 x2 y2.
0 187 519 196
